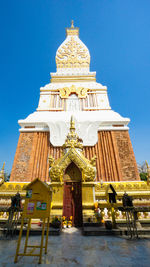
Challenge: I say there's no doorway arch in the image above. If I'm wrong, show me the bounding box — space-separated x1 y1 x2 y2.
63 162 83 227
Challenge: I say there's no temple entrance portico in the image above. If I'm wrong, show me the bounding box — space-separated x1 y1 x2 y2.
49 117 96 222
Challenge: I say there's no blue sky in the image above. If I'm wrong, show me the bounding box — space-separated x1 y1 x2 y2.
0 0 150 173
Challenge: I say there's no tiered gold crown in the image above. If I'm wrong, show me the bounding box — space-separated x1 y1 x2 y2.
56 21 90 69
66 20 79 36
63 116 83 150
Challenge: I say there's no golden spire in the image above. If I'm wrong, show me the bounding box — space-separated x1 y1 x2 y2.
71 20 74 28
65 21 79 36
63 116 83 150
70 115 75 132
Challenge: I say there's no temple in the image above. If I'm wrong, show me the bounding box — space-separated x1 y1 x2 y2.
10 22 139 183
1 22 149 227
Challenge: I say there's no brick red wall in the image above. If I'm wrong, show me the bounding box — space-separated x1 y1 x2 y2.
84 131 140 181
10 130 140 182
10 132 49 182
112 131 140 181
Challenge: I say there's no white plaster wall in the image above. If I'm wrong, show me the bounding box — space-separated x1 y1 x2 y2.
38 95 51 110
19 110 130 147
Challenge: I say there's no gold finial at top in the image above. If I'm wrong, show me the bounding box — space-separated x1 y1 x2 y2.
71 20 74 28
70 115 75 131
65 21 79 37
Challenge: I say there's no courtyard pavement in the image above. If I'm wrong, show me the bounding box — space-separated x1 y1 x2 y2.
0 227 150 266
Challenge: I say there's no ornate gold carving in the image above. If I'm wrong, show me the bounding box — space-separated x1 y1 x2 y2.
95 181 150 201
59 85 87 99
48 155 54 167
126 184 132 190
0 182 30 194
15 185 21 191
95 182 127 192
65 21 79 36
140 183 147 189
63 116 83 150
50 165 63 182
49 117 96 182
0 184 6 190
56 36 90 69
66 29 79 36
83 165 95 182
7 184 13 190
119 184 125 190
90 156 97 167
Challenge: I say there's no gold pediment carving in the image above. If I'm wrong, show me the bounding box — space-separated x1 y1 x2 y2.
49 148 96 183
56 36 90 69
59 85 87 99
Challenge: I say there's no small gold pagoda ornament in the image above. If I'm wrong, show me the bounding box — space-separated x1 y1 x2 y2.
49 116 96 183
63 116 83 150
0 162 5 185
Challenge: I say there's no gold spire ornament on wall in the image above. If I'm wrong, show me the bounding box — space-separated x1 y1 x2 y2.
63 116 83 150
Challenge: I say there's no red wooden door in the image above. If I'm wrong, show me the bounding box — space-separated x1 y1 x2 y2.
63 182 73 220
63 181 83 227
72 182 83 227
